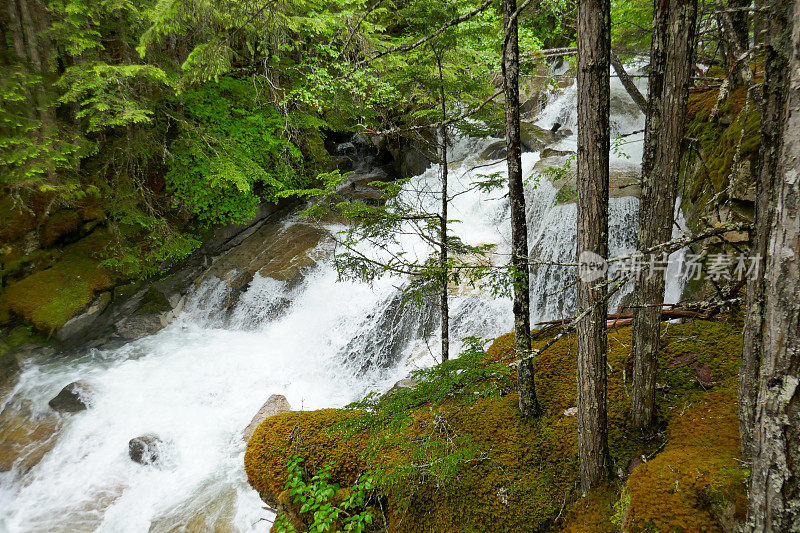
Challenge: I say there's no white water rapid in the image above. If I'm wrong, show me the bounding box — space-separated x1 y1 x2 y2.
0 69 687 532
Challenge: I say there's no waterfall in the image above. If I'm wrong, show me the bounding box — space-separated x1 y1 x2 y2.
0 67 686 532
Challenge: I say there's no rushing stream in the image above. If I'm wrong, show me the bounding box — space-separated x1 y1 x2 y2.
0 71 687 532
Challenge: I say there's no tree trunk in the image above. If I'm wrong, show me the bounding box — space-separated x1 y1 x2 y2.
6 0 27 61
727 0 750 52
738 0 790 461
630 0 698 429
745 3 800 529
437 55 449 363
576 0 611 493
738 0 791 461
503 0 541 417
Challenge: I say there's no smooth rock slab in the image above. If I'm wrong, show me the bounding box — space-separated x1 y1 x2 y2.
242 394 292 442
0 399 61 472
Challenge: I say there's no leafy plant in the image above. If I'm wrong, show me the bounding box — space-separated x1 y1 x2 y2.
275 456 377 533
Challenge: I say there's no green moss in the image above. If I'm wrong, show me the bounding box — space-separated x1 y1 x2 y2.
3 231 114 333
683 86 761 209
136 287 172 315
246 320 746 532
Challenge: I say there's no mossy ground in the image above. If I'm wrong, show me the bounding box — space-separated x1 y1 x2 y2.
246 318 746 532
2 231 114 333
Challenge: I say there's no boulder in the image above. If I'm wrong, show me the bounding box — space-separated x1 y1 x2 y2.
56 292 112 343
540 147 574 159
480 140 507 160
533 155 641 204
520 122 551 152
200 222 330 298
380 376 420 402
114 314 164 340
243 394 292 442
48 381 94 413
128 434 165 465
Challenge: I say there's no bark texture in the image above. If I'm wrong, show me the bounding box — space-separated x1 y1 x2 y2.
630 0 698 428
745 1 800 529
576 0 611 492
503 0 540 417
738 0 791 460
438 56 449 363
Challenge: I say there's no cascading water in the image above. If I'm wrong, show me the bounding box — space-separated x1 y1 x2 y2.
0 67 687 532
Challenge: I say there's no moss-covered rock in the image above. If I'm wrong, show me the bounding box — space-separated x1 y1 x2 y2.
3 231 114 333
245 319 746 532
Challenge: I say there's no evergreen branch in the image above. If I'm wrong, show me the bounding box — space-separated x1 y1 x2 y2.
343 0 493 75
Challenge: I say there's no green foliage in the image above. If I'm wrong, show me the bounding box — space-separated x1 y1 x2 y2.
165 77 305 224
275 456 376 533
0 68 83 192
57 62 170 133
340 337 512 498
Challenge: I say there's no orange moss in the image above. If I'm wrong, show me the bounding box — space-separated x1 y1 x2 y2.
0 197 36 244
246 320 746 532
559 487 618 533
40 211 81 248
245 409 370 506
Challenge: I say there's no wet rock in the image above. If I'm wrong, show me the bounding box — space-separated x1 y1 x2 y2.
129 434 165 465
540 147 574 159
115 314 165 340
56 291 112 343
48 381 94 412
0 347 20 387
336 142 357 156
520 122 553 152
243 394 292 442
610 94 642 118
112 287 173 340
533 155 641 204
148 484 237 532
0 399 61 472
200 222 330 296
479 140 507 160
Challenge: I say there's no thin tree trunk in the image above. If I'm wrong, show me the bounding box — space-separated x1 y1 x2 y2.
16 0 55 133
630 0 698 429
576 0 611 493
738 0 790 461
437 54 449 363
610 53 647 114
7 0 27 60
503 0 541 417
745 3 800 528
727 0 750 52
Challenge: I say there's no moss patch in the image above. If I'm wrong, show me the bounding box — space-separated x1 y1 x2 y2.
682 85 761 223
3 231 114 333
245 320 746 532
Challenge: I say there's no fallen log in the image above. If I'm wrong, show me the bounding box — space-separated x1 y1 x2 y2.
535 308 711 328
